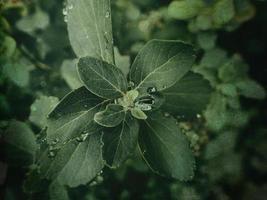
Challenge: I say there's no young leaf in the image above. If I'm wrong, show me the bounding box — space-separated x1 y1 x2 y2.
29 96 59 128
4 121 38 165
162 72 212 118
213 0 235 26
66 0 114 64
130 40 196 94
103 114 139 168
139 112 195 181
49 180 70 200
46 87 108 146
94 104 125 127
131 108 148 120
235 79 266 100
78 56 128 99
39 132 105 187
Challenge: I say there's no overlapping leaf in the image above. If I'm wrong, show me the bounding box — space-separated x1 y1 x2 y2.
103 114 139 168
139 112 195 180
78 57 127 99
162 72 212 118
130 40 196 94
46 87 107 146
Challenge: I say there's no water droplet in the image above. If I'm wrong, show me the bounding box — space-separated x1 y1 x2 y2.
76 133 89 142
129 81 135 88
90 181 97 186
105 11 110 18
147 87 157 94
68 4 73 10
85 34 89 39
48 150 56 158
32 106 37 112
84 104 88 108
164 112 170 117
162 85 167 89
64 16 68 23
52 138 59 145
104 31 108 35
62 8 68 15
196 114 201 119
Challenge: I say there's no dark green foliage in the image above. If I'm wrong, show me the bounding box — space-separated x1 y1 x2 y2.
1 0 266 199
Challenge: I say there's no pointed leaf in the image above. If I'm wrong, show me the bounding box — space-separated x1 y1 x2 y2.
39 133 105 187
46 87 108 146
139 112 195 180
130 40 196 94
103 114 139 168
94 104 125 127
162 72 212 118
130 108 148 120
66 0 114 64
78 57 127 99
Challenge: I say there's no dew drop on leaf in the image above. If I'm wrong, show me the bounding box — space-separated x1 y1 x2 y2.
64 16 68 23
48 150 56 158
62 8 68 16
164 112 170 117
52 138 59 145
147 87 157 94
68 4 73 10
105 11 110 18
76 133 89 142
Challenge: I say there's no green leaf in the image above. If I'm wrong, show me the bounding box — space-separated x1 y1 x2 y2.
103 114 139 168
114 47 130 77
94 104 125 127
139 112 195 180
29 96 59 128
66 0 114 64
39 132 105 187
78 56 128 99
130 40 196 94
213 0 235 26
16 8 50 34
4 121 38 165
130 108 148 120
3 60 34 87
235 79 266 100
60 59 83 90
168 0 203 20
162 72 212 118
46 87 108 146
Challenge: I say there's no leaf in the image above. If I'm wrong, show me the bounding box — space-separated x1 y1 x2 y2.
94 104 125 127
46 87 107 146
130 108 148 120
66 0 114 64
213 0 235 26
39 132 105 187
114 47 130 77
162 72 212 118
60 59 83 90
168 0 203 20
78 56 127 99
29 96 59 128
139 112 195 180
16 8 50 34
103 114 139 168
130 40 196 94
235 79 266 100
4 121 38 165
3 60 34 87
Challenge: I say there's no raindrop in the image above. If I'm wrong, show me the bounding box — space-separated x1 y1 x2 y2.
68 4 73 10
90 181 97 186
129 81 135 88
162 85 167 89
84 104 88 108
64 16 68 23
104 31 108 35
147 87 157 94
48 150 56 158
196 114 201 119
105 11 110 18
85 35 89 39
62 8 68 16
76 133 89 142
52 138 59 145
164 112 170 117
